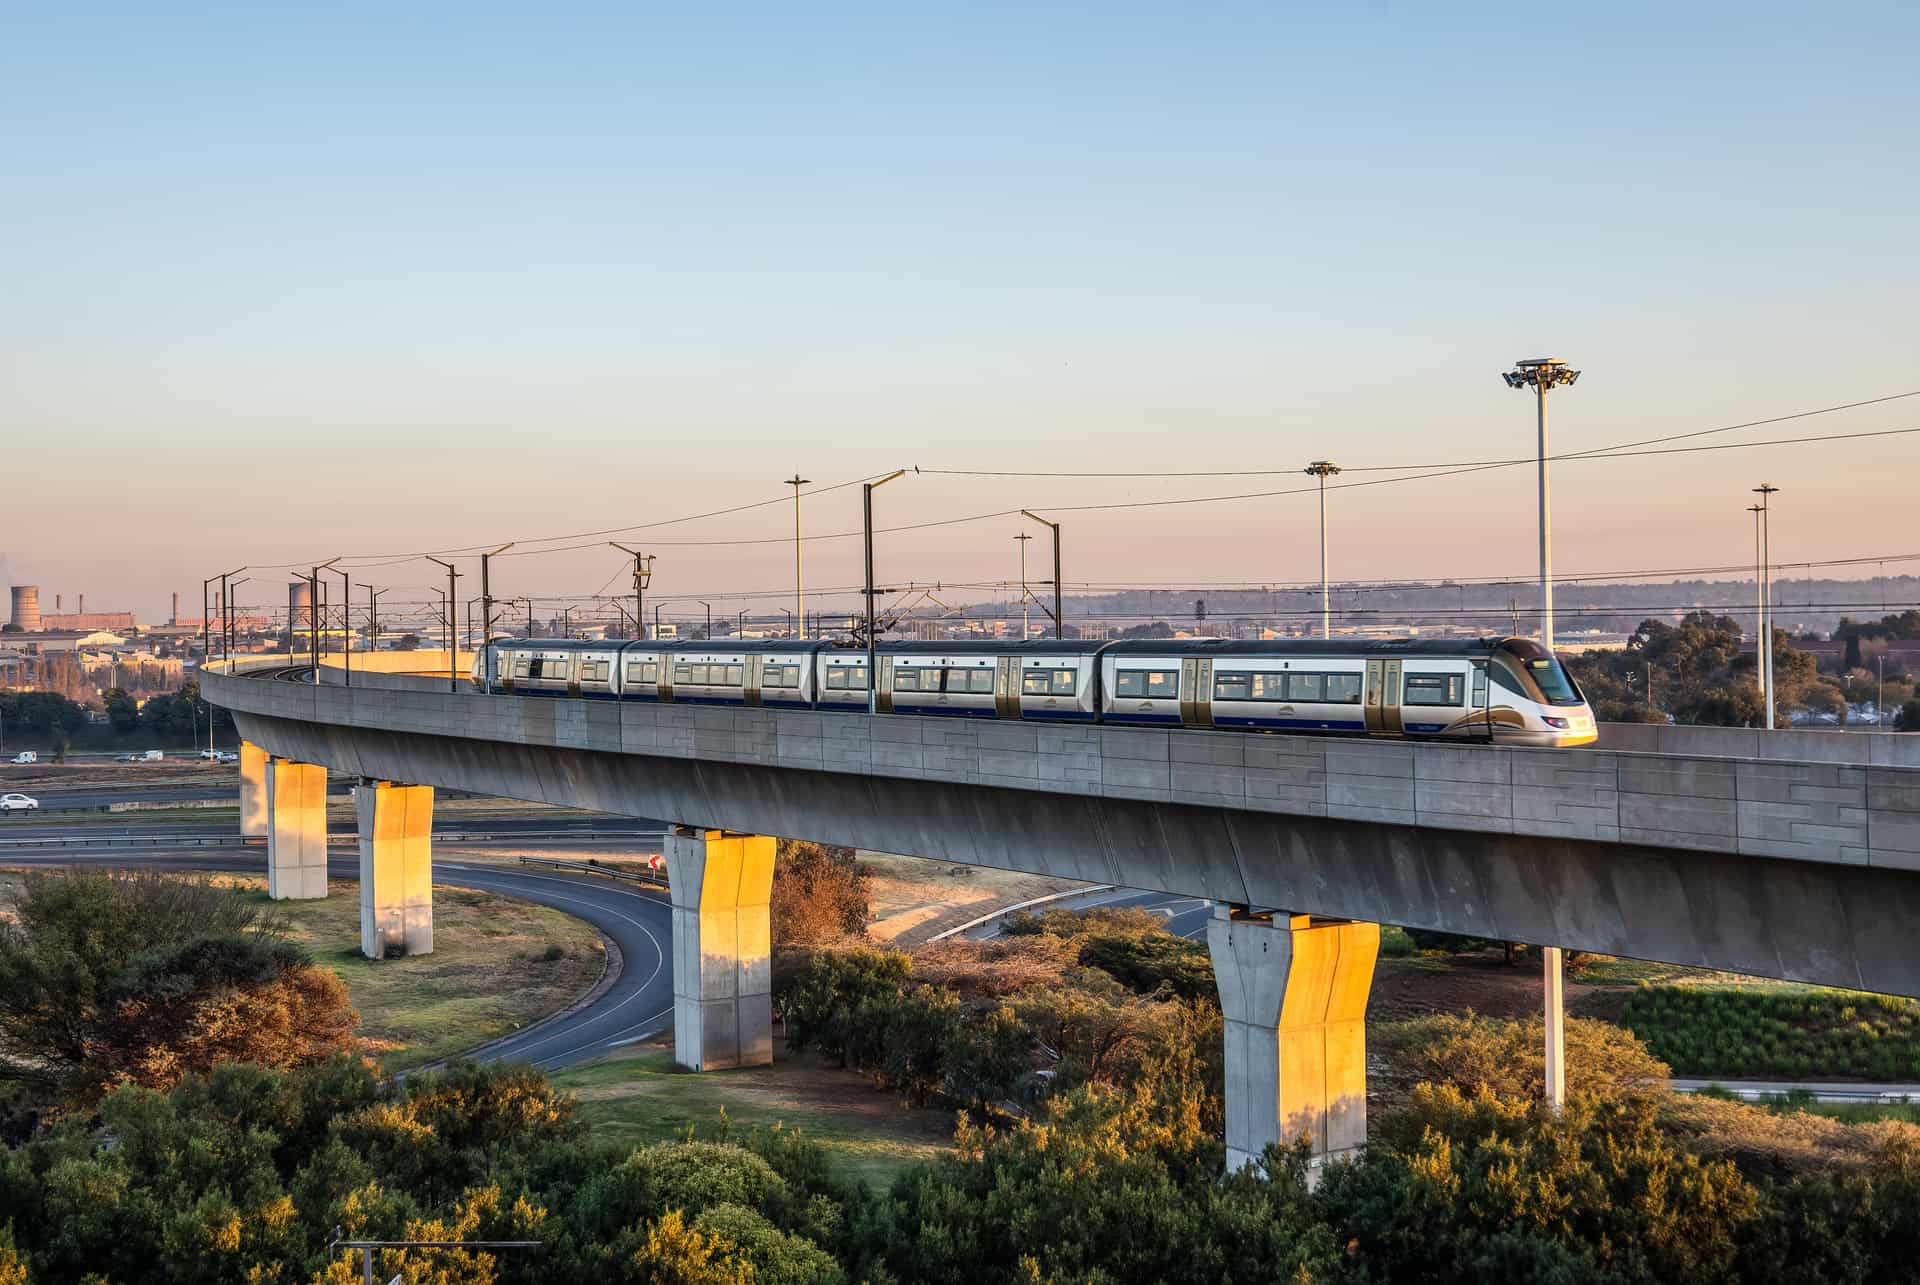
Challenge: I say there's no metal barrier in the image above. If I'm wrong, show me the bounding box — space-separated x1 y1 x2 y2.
516 854 669 887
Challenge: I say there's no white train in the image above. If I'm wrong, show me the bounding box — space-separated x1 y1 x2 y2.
476 636 1596 747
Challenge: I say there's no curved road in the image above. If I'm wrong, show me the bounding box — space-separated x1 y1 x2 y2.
0 850 673 1072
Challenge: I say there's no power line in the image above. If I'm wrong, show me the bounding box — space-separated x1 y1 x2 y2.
911 389 1920 478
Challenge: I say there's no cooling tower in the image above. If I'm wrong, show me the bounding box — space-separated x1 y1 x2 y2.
9 586 40 633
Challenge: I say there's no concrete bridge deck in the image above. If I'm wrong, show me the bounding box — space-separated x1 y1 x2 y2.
205 659 1920 994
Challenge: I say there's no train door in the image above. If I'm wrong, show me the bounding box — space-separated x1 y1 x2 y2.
563 654 581 699
1363 659 1402 735
658 656 674 703
994 657 1020 718
1179 657 1214 728
745 655 763 707
875 656 894 713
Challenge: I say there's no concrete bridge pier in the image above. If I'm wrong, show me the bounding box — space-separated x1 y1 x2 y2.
238 741 268 837
356 780 434 958
664 827 776 1071
1208 906 1379 1177
265 758 329 900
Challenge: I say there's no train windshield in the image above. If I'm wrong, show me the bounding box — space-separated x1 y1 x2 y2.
1525 658 1583 706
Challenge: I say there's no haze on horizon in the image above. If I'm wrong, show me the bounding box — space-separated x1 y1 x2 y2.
3 2 1915 627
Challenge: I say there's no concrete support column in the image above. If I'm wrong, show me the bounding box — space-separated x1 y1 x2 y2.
265 759 328 900
663 827 776 1071
356 780 434 959
238 741 268 837
1208 906 1380 1175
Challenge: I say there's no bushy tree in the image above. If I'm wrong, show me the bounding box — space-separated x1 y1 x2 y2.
771 841 870 946
101 688 138 733
0 870 356 1107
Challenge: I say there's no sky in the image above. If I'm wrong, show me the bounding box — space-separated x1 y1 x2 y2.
3 1 1916 630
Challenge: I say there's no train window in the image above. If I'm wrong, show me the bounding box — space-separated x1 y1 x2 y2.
1490 664 1529 699
674 663 696 684
825 666 869 691
1213 671 1253 701
1472 663 1488 707
1324 673 1362 704
1022 668 1076 696
895 668 924 692
1115 669 1178 699
1404 673 1464 706
1285 672 1325 702
950 668 994 693
514 658 531 678
1250 673 1286 700
724 664 744 686
763 664 796 689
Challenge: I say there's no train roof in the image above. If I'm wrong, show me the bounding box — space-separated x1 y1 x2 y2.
1095 636 1511 658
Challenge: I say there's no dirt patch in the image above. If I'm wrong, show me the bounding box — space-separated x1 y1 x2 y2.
1369 953 1613 1022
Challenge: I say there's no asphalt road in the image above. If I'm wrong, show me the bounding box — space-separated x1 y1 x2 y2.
0 850 674 1072
966 885 1215 940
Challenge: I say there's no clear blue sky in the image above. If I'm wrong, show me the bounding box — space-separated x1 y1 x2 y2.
4 2 1915 625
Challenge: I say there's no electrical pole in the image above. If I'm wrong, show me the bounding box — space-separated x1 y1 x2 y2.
785 475 810 638
609 544 652 641
423 556 459 693
1021 510 1063 639
480 542 514 679
864 470 908 713
1304 463 1340 638
1502 355 1581 1115
1754 484 1779 729
366 587 385 654
1015 532 1032 638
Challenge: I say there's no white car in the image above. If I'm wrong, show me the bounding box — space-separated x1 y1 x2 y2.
0 793 39 813
215 751 239 764
9 751 36 765
198 749 221 760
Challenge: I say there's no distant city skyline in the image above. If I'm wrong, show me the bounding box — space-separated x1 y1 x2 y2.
5 3 1915 623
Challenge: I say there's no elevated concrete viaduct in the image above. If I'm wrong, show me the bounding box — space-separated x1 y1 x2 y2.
204 660 1920 1174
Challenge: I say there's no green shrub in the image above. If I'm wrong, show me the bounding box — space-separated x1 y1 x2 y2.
1621 986 1920 1079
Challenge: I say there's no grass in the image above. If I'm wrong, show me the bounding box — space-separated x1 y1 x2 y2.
552 1045 954 1189
238 878 606 1072
1691 1084 1920 1125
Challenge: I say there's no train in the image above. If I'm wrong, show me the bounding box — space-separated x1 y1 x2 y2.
473 635 1597 747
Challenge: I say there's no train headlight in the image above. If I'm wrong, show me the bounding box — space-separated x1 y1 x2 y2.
1542 716 1569 729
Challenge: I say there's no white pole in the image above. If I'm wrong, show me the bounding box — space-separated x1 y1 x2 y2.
1537 376 1564 1113
1753 507 1765 701
1538 382 1553 647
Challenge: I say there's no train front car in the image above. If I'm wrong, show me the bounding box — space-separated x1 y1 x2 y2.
1483 638 1597 746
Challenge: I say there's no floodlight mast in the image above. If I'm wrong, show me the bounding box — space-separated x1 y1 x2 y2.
1500 355 1581 1121
1303 463 1341 639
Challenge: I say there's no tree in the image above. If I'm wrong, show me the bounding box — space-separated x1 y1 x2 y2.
770 841 869 946
1899 701 1920 732
102 688 138 734
0 871 357 1107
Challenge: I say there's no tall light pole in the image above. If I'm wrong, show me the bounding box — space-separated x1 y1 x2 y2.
1015 532 1033 638
785 475 810 638
1303 463 1341 639
609 544 652 640
864 469 908 713
1502 358 1581 645
1021 510 1063 639
1754 484 1779 729
1502 355 1580 1115
699 601 712 640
